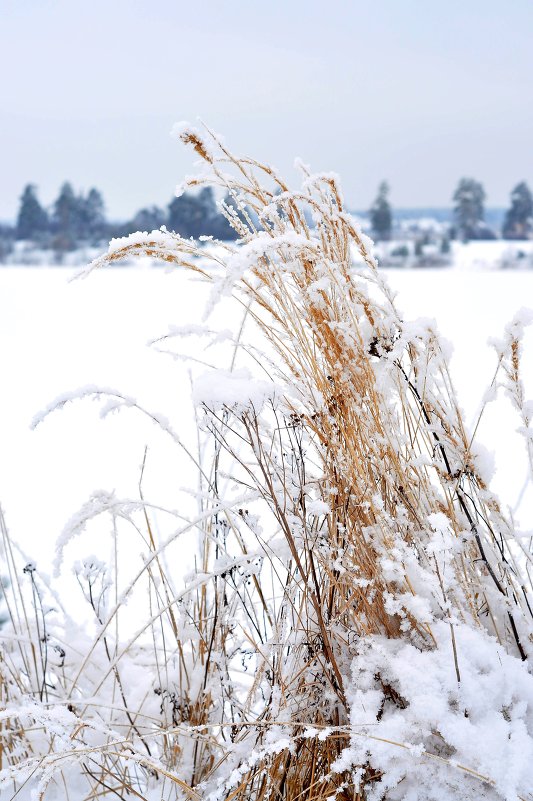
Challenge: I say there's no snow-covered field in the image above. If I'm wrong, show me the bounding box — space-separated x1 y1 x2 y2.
1 263 533 573
4 229 533 800
1 265 532 552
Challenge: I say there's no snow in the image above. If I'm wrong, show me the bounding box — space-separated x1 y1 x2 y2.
192 367 280 413
0 267 210 570
339 621 533 800
106 227 176 255
0 265 532 570
1 260 533 799
453 240 533 271
307 499 331 515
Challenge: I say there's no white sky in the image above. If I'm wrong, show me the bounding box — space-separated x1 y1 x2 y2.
1 0 532 219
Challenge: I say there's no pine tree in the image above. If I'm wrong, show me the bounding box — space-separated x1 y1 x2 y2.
52 182 81 251
168 190 206 239
168 187 235 240
503 182 533 240
369 181 392 241
453 178 486 241
15 184 49 240
81 188 106 241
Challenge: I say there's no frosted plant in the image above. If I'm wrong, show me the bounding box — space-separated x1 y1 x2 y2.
1 126 533 800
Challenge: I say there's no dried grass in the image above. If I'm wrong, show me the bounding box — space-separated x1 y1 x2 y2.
1 126 533 800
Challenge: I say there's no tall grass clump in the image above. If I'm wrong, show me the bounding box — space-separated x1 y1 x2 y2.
2 125 533 801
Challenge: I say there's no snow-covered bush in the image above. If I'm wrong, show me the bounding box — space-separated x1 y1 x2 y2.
2 126 533 800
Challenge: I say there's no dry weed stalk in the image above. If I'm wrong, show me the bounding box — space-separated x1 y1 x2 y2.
2 126 533 800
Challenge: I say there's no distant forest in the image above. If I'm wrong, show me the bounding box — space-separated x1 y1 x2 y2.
0 176 532 263
0 183 237 261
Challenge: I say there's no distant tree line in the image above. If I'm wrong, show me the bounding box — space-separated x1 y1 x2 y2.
369 178 533 243
1 175 532 264
7 183 237 255
15 183 108 251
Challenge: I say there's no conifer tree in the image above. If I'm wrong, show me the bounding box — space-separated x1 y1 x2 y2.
15 184 49 240
168 189 208 239
453 178 486 241
503 181 533 240
81 187 106 241
52 182 81 250
369 181 392 241
168 187 235 240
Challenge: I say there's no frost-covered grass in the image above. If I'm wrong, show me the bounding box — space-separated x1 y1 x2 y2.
2 129 533 801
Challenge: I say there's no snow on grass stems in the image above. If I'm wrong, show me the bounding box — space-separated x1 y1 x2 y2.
2 126 533 800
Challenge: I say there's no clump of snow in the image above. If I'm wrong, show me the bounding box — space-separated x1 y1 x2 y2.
336 621 533 800
107 228 178 256
192 368 280 414
307 499 330 516
470 440 496 484
427 511 450 534
170 120 196 140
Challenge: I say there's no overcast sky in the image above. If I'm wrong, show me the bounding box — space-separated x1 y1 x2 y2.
1 0 532 220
